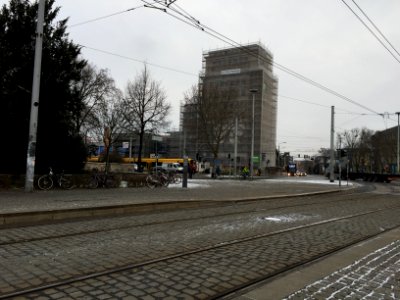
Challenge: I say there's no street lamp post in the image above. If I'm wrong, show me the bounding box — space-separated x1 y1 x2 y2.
397 112 400 174
249 89 258 178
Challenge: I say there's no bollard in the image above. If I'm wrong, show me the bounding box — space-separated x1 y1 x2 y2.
182 156 188 188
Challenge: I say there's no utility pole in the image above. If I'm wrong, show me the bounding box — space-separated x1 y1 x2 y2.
249 89 258 178
129 137 132 158
329 106 335 183
397 112 400 174
25 0 46 192
182 131 188 188
234 117 238 176
338 135 342 187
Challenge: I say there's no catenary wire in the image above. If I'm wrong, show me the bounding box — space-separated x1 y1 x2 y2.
69 5 145 28
340 0 400 64
167 1 400 127
68 1 385 118
280 94 388 117
78 44 198 77
146 1 383 116
351 0 400 58
67 2 390 122
279 94 364 115
153 1 397 128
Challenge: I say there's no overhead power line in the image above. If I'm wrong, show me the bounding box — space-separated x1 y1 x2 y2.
279 94 376 115
79 44 198 77
69 5 144 28
351 0 400 58
141 0 382 117
69 2 389 119
340 0 400 64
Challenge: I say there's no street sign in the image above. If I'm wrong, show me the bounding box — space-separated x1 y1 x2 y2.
252 156 259 163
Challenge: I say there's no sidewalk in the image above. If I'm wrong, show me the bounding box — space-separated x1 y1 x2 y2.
235 227 400 300
0 176 342 226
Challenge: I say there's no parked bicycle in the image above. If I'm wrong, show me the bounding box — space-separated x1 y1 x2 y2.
146 170 169 188
88 168 116 189
37 167 74 190
166 171 182 184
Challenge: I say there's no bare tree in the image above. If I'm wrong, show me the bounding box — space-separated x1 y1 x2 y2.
89 84 125 173
184 83 241 160
182 85 200 156
122 65 171 170
71 64 116 141
339 128 361 172
339 127 374 172
357 128 374 172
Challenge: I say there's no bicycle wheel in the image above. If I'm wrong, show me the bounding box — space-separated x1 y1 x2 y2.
104 176 116 188
146 175 156 188
60 176 74 189
88 177 99 189
38 175 53 190
161 175 169 187
173 174 182 184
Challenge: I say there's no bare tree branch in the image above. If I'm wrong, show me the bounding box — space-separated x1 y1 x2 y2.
122 64 171 170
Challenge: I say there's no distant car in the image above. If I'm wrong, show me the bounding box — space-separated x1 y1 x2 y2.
161 163 183 173
296 171 307 176
151 163 183 174
151 166 167 173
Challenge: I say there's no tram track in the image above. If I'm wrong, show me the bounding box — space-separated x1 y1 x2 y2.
2 202 400 299
0 188 385 246
216 224 400 300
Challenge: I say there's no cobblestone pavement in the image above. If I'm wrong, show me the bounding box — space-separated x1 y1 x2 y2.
284 240 400 300
0 190 388 245
10 205 400 299
0 185 399 299
0 177 340 214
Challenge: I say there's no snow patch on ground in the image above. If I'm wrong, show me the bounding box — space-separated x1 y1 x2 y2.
268 178 354 186
259 213 313 223
167 180 211 189
167 176 355 189
168 177 355 188
284 240 400 299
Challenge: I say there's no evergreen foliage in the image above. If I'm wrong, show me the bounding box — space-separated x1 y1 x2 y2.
0 0 87 174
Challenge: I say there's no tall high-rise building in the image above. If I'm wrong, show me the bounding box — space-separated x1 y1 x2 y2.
181 43 278 170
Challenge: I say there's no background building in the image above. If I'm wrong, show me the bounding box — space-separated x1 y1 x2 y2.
371 125 398 173
181 43 278 171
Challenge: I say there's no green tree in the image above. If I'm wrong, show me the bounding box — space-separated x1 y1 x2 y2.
0 0 87 174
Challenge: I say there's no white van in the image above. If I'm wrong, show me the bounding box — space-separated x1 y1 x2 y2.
161 163 183 173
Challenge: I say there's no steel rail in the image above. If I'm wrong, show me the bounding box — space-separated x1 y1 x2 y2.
2 203 400 299
216 224 400 299
0 190 380 246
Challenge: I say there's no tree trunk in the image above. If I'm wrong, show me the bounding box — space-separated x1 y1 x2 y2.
137 128 145 172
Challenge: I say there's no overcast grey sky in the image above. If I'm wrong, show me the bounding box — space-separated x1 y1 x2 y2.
5 0 400 156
